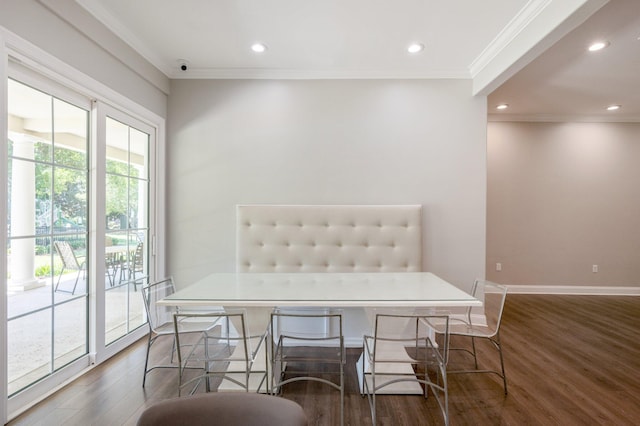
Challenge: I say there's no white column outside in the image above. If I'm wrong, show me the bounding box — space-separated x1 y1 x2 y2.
9 136 43 291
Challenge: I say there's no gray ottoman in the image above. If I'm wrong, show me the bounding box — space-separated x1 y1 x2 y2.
137 393 308 426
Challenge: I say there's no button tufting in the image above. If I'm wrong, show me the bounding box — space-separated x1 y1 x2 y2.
238 206 422 274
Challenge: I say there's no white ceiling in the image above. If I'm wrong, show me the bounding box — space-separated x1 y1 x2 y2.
75 0 640 121
489 0 640 121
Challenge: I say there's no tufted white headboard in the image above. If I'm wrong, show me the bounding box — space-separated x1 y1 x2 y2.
236 205 422 273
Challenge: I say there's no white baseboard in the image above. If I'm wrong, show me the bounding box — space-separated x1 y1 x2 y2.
506 285 640 296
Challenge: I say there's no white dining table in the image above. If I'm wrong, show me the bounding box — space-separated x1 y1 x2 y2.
158 272 481 308
158 272 481 394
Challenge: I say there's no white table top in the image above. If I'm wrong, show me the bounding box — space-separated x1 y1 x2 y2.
159 272 481 308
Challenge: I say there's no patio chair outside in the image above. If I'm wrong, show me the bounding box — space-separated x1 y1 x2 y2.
53 240 86 295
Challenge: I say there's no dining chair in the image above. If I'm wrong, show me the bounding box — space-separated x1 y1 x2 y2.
362 310 450 426
432 279 509 394
270 309 345 426
53 240 86 294
137 392 308 426
140 277 217 387
173 309 268 395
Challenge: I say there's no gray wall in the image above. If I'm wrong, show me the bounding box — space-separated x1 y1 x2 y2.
487 121 640 287
167 79 487 289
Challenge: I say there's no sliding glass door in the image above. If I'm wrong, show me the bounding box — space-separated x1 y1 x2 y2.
4 67 157 405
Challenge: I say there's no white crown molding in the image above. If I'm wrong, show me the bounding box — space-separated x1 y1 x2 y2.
469 0 552 78
170 67 472 80
488 113 640 123
471 0 608 96
506 285 640 296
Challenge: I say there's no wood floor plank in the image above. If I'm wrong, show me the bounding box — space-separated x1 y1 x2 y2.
7 294 640 425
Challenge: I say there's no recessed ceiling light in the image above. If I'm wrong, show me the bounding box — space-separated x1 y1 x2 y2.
407 43 424 54
496 104 509 110
251 43 267 53
606 104 621 111
588 41 609 52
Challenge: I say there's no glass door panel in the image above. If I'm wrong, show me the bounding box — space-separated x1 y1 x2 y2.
6 78 89 396
105 116 150 344
7 309 52 396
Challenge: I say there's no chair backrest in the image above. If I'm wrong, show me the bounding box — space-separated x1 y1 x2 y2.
137 393 308 426
371 311 449 363
141 277 177 331
133 242 144 270
54 241 82 270
270 308 345 363
470 280 508 335
174 309 260 364
271 308 343 340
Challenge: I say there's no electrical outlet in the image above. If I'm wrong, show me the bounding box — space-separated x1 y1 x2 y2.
592 264 598 273
496 263 502 272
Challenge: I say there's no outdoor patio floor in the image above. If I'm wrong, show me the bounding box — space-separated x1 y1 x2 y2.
7 272 145 395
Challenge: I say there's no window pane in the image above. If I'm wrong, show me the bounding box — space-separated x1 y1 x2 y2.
54 298 88 370
105 285 127 345
129 126 148 178
53 98 88 169
53 167 87 232
8 79 52 164
129 177 148 229
7 238 52 318
106 174 128 230
8 309 52 396
106 117 129 174
53 235 87 302
128 280 145 331
35 163 53 237
8 159 50 239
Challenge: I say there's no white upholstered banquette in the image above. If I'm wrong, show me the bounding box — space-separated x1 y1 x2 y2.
236 205 423 345
237 205 422 273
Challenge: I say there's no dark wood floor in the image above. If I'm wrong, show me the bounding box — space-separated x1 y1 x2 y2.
7 295 640 426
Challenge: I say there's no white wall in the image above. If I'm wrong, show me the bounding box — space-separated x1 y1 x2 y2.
167 79 487 290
